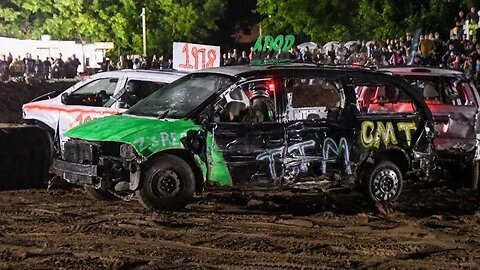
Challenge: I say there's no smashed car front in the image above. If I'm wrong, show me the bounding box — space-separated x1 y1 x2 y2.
52 114 201 191
54 138 142 190
52 72 236 192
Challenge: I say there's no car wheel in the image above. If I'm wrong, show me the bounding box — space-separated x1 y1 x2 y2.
84 186 118 201
367 161 403 203
137 154 195 211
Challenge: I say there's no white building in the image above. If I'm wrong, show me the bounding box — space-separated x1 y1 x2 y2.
0 36 114 73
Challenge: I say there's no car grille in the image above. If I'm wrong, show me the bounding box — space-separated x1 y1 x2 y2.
63 140 99 164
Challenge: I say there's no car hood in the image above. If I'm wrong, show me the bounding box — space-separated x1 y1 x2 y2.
66 114 200 156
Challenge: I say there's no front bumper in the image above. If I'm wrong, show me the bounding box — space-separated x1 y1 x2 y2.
52 159 98 185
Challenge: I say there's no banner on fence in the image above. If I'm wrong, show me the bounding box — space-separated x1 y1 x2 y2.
173 42 220 71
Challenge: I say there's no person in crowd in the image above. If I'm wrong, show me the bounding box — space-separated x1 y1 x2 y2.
7 53 13 65
237 51 249 65
326 45 336 64
158 55 165 69
463 55 473 75
301 46 313 63
133 58 141 69
126 55 134 69
117 55 127 70
442 44 457 66
467 6 479 23
51 58 63 78
166 59 173 69
0 55 10 81
389 49 405 65
455 10 466 38
100 58 114 72
228 52 237 66
289 48 300 61
468 18 479 40
475 59 480 79
232 49 240 61
336 43 348 64
22 53 34 76
223 52 233 66
140 56 147 69
418 34 435 64
313 48 325 64
64 57 77 78
71 54 81 75
34 55 44 78
151 55 160 69
221 53 227 66
54 53 65 78
450 54 464 70
43 57 52 79
9 57 24 77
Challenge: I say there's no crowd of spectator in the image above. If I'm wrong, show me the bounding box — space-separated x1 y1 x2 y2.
4 6 480 81
114 54 173 72
0 53 81 81
220 5 480 82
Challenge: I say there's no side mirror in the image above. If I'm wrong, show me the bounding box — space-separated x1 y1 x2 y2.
61 92 69 104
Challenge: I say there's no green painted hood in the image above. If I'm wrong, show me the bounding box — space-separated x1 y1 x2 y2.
66 114 200 157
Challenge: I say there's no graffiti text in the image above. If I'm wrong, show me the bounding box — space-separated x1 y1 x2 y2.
361 121 417 148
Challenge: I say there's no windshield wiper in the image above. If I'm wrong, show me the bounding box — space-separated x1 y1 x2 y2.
157 110 170 119
125 111 157 117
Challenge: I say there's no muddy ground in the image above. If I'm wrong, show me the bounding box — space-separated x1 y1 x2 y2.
0 79 77 122
0 185 478 270
0 80 479 269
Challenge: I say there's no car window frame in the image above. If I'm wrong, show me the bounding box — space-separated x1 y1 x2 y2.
70 77 120 96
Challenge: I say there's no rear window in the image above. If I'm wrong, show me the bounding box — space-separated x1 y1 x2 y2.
407 77 476 106
288 78 342 108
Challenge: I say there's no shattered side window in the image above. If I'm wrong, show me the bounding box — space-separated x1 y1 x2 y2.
356 84 417 114
408 78 475 106
284 77 344 121
289 78 342 108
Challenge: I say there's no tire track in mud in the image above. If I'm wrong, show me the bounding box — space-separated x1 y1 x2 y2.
0 188 478 269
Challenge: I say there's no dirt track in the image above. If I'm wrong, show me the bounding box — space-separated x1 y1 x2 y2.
0 185 478 269
0 79 77 122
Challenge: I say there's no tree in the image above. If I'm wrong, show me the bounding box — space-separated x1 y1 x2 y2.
256 0 358 42
0 0 225 56
256 0 479 43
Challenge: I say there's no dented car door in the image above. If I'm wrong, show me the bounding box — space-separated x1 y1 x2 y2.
281 74 355 183
211 78 285 184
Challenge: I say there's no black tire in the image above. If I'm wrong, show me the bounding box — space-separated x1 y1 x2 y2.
84 186 118 201
366 161 403 203
137 154 195 211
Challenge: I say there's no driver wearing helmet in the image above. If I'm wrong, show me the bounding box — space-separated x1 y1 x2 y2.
243 84 275 122
122 80 140 108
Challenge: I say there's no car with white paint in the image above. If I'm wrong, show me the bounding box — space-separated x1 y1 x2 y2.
52 65 440 210
22 69 184 152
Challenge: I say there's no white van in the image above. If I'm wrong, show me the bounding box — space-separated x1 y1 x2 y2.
22 69 184 151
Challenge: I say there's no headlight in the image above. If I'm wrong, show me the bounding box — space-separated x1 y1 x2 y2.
120 143 136 158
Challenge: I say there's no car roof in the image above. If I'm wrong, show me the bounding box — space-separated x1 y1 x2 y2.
194 64 378 77
90 69 185 82
379 66 463 77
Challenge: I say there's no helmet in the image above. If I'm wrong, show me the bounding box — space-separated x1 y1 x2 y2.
249 84 270 99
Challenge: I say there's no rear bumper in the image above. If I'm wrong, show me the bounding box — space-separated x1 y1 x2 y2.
52 159 98 185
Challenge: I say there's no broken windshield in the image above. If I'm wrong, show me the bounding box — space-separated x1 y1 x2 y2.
126 73 234 118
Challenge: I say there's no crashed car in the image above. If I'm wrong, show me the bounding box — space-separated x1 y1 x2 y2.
52 65 437 210
358 67 479 189
22 70 184 151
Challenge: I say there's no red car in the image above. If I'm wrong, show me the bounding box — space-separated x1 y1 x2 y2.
357 67 480 189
